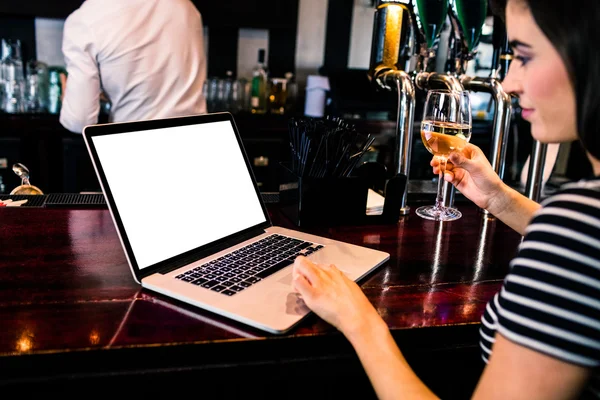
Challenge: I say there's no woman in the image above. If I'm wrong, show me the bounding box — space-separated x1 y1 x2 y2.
292 0 599 398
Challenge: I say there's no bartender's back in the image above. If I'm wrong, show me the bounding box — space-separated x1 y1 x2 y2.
60 0 207 134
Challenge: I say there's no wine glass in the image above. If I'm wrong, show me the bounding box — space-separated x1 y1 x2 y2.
416 89 472 221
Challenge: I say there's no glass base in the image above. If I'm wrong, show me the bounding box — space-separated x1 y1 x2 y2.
415 205 462 221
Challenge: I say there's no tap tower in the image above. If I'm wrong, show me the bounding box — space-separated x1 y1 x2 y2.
449 0 513 216
369 0 513 217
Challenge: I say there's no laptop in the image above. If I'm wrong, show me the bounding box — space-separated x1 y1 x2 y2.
82 112 389 334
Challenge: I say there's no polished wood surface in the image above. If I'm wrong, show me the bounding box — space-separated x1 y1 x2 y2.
0 204 522 395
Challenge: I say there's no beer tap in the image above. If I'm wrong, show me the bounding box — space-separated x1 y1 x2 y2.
490 14 511 81
447 0 513 214
368 0 513 216
412 0 464 89
413 0 465 94
368 0 417 216
412 0 467 208
489 10 546 202
369 0 460 216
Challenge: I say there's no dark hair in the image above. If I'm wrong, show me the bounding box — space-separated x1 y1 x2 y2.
490 0 600 160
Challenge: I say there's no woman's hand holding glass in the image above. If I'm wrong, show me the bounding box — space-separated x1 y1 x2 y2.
417 90 472 221
430 143 506 213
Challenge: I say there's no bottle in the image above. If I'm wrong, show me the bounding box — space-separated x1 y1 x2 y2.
284 72 297 114
48 67 64 114
25 60 49 113
251 49 267 114
0 39 25 113
267 77 287 115
222 70 234 112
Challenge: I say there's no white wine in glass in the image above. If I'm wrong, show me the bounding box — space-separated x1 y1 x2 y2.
416 90 472 221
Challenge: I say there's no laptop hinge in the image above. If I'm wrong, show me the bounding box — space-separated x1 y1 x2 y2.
157 227 267 275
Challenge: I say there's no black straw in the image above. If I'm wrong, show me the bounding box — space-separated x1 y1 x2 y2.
287 117 374 178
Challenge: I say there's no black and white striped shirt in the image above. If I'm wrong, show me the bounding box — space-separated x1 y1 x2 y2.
480 178 600 398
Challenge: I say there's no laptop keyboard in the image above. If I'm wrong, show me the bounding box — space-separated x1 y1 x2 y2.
175 234 324 296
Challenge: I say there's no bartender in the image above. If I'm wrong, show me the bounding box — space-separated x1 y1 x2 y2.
59 0 207 134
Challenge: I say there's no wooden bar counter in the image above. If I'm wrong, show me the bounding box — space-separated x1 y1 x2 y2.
0 202 522 398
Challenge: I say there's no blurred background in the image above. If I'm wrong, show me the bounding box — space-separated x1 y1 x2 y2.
0 0 590 196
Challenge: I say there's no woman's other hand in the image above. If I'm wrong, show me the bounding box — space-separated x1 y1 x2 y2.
292 256 381 337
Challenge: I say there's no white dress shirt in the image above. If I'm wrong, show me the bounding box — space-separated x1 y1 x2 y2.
60 0 207 133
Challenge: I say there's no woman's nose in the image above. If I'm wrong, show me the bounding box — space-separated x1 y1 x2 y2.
501 60 521 96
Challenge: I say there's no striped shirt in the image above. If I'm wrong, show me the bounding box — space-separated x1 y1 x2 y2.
480 178 600 398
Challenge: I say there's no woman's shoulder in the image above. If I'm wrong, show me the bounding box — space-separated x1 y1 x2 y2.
522 177 600 262
535 177 600 223
494 177 600 369
544 177 600 203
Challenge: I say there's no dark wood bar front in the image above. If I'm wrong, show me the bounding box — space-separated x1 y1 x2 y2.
0 204 522 398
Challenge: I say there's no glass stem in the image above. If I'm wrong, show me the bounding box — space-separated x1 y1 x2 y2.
434 156 447 212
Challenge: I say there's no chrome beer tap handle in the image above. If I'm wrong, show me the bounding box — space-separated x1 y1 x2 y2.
524 140 548 202
459 76 513 214
369 1 420 216
415 71 463 92
387 70 416 215
414 71 465 209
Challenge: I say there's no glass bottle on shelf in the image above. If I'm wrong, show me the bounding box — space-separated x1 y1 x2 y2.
250 48 268 114
47 67 65 114
284 71 297 114
238 78 251 112
25 60 49 113
222 70 234 112
267 77 287 115
229 77 244 114
0 39 25 113
206 77 219 112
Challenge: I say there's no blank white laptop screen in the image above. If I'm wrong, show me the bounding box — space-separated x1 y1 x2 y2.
91 120 267 270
